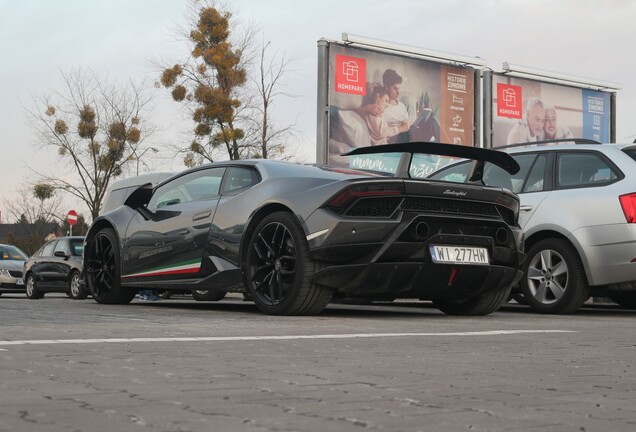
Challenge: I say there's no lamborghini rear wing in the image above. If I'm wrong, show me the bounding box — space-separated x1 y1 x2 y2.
342 142 520 181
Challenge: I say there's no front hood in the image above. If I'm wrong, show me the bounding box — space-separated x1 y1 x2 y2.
0 260 25 271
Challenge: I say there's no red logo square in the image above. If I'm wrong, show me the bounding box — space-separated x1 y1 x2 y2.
497 83 523 119
335 55 366 96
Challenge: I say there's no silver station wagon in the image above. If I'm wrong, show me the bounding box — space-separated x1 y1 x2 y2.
430 140 636 313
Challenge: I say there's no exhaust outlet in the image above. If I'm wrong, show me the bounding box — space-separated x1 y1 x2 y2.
495 227 509 244
416 222 430 240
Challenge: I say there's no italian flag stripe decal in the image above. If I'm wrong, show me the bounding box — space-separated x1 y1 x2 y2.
122 259 201 278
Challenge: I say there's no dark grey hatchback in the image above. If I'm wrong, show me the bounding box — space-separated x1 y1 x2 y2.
24 236 88 299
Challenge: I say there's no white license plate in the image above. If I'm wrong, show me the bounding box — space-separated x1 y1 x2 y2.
16 278 23 285
429 245 489 265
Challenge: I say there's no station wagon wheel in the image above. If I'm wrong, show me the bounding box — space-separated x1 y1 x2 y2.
25 273 43 299
86 228 135 304
245 211 332 315
521 238 589 314
68 270 87 300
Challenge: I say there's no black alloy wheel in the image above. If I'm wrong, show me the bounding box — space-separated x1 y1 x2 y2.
86 228 135 304
245 211 332 315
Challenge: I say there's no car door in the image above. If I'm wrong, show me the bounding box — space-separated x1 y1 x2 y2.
51 239 73 286
513 152 552 230
122 166 225 280
32 240 57 288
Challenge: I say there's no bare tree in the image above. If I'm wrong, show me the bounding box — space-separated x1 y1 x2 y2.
2 183 63 254
26 69 155 221
242 40 295 159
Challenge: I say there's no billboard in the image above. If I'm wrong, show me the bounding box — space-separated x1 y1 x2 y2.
319 41 477 174
491 73 612 147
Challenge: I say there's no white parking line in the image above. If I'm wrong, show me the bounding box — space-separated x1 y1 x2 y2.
0 330 575 347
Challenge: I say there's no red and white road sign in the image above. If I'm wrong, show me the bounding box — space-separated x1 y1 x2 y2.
67 210 78 226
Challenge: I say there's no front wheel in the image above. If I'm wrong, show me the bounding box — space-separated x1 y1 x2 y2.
244 211 332 315
25 274 43 299
191 289 226 301
521 238 589 314
85 228 135 304
68 271 88 300
433 286 511 316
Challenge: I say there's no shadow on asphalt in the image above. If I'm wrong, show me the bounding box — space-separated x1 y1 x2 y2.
124 296 636 318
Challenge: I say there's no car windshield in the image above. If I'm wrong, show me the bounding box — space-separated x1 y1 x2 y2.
346 152 460 178
0 245 28 260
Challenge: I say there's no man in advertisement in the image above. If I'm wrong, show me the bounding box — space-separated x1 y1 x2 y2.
506 97 545 144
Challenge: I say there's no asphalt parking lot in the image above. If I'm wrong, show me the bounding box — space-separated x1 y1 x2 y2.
1 294 636 432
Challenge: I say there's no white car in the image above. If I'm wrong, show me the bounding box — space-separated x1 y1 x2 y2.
430 140 636 313
0 244 28 295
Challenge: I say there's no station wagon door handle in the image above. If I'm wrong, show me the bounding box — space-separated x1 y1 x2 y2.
192 210 212 221
520 205 534 212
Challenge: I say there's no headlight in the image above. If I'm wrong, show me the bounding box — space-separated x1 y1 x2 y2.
0 269 11 277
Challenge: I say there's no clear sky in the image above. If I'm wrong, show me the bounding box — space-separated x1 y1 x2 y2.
1 0 635 221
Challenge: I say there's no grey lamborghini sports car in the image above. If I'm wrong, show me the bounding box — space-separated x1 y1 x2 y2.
83 142 524 316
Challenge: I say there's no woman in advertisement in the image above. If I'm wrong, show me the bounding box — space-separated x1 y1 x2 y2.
363 84 408 145
543 105 574 141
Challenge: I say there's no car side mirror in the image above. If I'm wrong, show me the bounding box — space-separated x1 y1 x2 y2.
53 251 68 259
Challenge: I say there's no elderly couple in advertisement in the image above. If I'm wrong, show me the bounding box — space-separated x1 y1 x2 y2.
507 97 573 145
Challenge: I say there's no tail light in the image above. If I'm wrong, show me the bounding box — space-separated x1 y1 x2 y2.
496 192 520 224
619 193 636 223
326 183 404 214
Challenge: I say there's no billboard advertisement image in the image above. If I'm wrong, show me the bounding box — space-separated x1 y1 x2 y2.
491 73 611 147
323 43 476 174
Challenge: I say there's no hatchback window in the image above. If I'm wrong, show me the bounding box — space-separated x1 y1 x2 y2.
557 152 619 188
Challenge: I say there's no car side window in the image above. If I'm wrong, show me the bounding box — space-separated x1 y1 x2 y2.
148 168 225 210
522 154 548 193
70 239 84 256
482 154 536 194
54 240 70 256
222 167 259 195
41 241 56 257
557 152 619 189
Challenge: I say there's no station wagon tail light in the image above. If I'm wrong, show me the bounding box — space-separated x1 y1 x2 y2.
326 183 404 213
619 193 636 223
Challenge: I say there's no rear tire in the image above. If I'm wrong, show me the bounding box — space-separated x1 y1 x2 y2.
433 286 511 316
191 289 226 301
85 228 135 304
244 211 332 315
521 238 589 314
